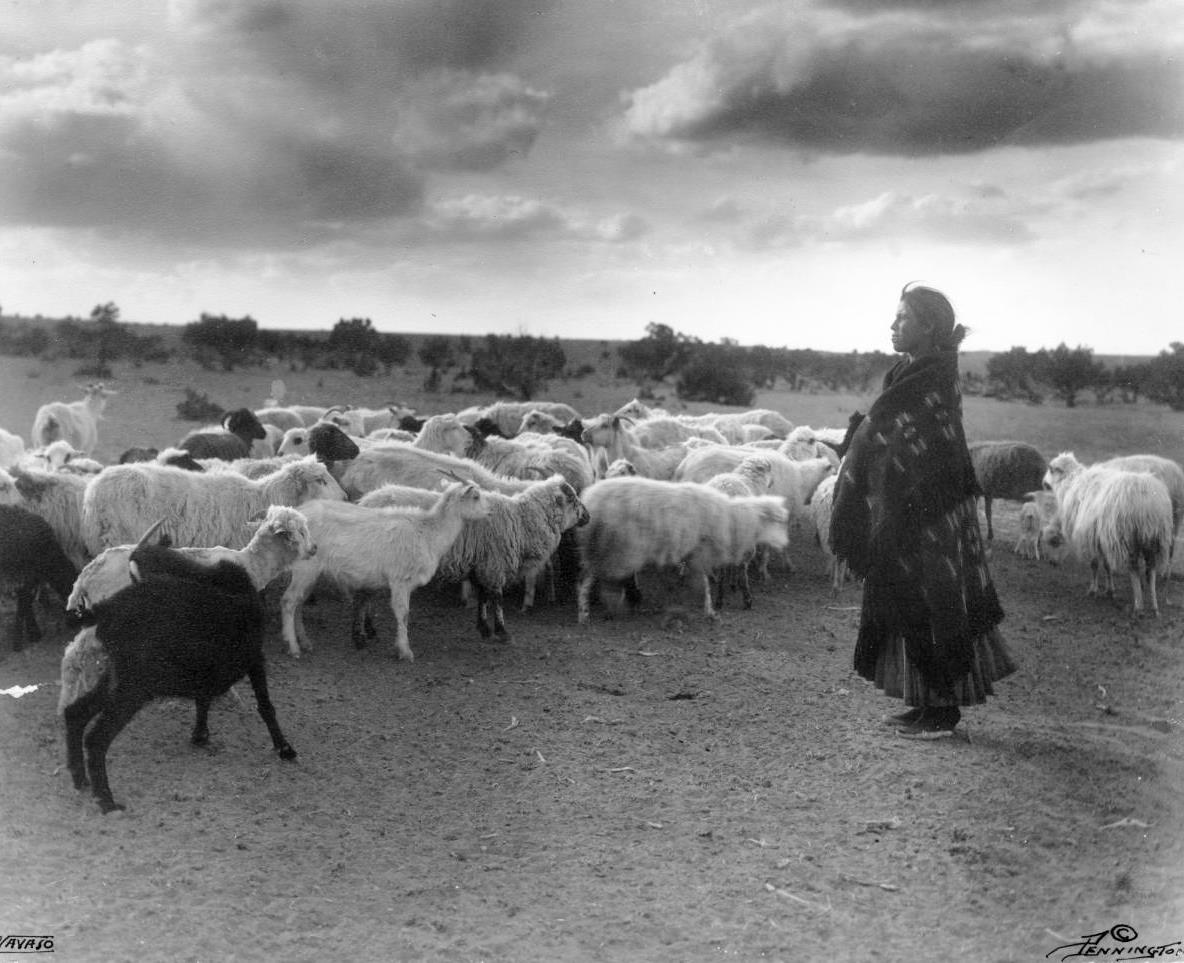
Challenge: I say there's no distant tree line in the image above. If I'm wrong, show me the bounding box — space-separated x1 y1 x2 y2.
3 305 1183 409
984 343 1184 409
0 305 568 401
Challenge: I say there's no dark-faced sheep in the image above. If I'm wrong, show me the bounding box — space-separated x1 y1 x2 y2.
179 408 268 461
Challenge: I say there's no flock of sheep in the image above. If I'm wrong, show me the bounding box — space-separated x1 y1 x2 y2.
0 382 1180 813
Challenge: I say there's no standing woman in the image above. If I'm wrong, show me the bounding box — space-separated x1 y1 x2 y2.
830 283 1016 738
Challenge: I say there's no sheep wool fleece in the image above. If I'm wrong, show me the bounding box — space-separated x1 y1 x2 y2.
830 351 1014 701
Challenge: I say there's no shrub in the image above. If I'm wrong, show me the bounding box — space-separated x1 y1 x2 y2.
176 387 224 422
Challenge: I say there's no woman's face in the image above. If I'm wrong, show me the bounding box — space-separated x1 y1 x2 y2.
890 299 931 356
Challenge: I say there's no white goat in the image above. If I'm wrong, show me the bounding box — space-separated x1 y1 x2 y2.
31 383 116 455
81 456 345 554
280 481 492 660
1042 452 1174 615
576 477 789 622
359 475 589 641
58 506 317 712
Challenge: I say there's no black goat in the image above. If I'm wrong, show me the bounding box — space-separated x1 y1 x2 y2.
0 504 78 650
178 408 267 461
63 543 296 813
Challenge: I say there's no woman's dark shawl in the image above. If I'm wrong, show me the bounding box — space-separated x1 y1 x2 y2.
830 351 1004 695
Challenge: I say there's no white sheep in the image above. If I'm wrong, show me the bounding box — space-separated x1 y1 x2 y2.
580 414 694 480
0 427 26 468
604 458 638 478
334 443 533 500
807 473 847 594
59 506 318 713
678 409 793 444
279 481 492 660
31 383 116 455
466 432 594 493
629 417 727 449
576 476 790 622
254 407 306 433
10 464 91 568
81 456 345 554
359 475 589 640
1042 452 1174 615
705 454 778 608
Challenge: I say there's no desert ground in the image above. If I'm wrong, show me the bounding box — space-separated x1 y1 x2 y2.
1 354 1182 962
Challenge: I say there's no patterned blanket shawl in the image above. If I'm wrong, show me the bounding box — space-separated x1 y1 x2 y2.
830 351 1004 695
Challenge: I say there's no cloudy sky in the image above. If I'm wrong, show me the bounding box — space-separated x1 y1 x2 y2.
1 0 1181 355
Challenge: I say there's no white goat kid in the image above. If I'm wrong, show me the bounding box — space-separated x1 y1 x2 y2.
280 481 492 660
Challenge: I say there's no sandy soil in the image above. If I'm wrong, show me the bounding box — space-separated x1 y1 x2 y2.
2 501 1182 963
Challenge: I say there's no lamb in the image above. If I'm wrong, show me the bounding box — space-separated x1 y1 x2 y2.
359 475 589 641
0 427 26 468
576 477 789 622
62 547 296 814
60 506 317 711
179 408 268 461
580 414 694 480
1042 452 1175 615
10 465 91 568
968 441 1049 540
0 504 78 650
81 456 345 554
1014 492 1059 561
23 439 104 475
31 383 116 455
279 481 493 660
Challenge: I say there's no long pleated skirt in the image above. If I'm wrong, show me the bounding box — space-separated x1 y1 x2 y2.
873 627 1017 708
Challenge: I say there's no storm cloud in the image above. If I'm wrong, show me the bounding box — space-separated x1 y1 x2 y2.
622 1 1184 155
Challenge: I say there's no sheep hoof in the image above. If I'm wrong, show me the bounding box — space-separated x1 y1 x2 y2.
278 744 297 761
191 731 210 747
493 629 511 645
351 629 369 650
477 622 492 639
71 772 89 790
98 799 125 815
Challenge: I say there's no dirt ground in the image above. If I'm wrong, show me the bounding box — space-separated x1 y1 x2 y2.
2 499 1182 962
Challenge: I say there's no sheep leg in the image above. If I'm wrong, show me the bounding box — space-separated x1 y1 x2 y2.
191 696 212 746
83 689 151 814
474 584 493 638
387 586 415 661
699 569 719 620
64 678 110 789
491 589 509 643
984 497 994 540
350 591 374 649
245 662 296 760
623 575 642 607
577 571 595 624
739 562 753 609
279 574 314 658
14 584 42 650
